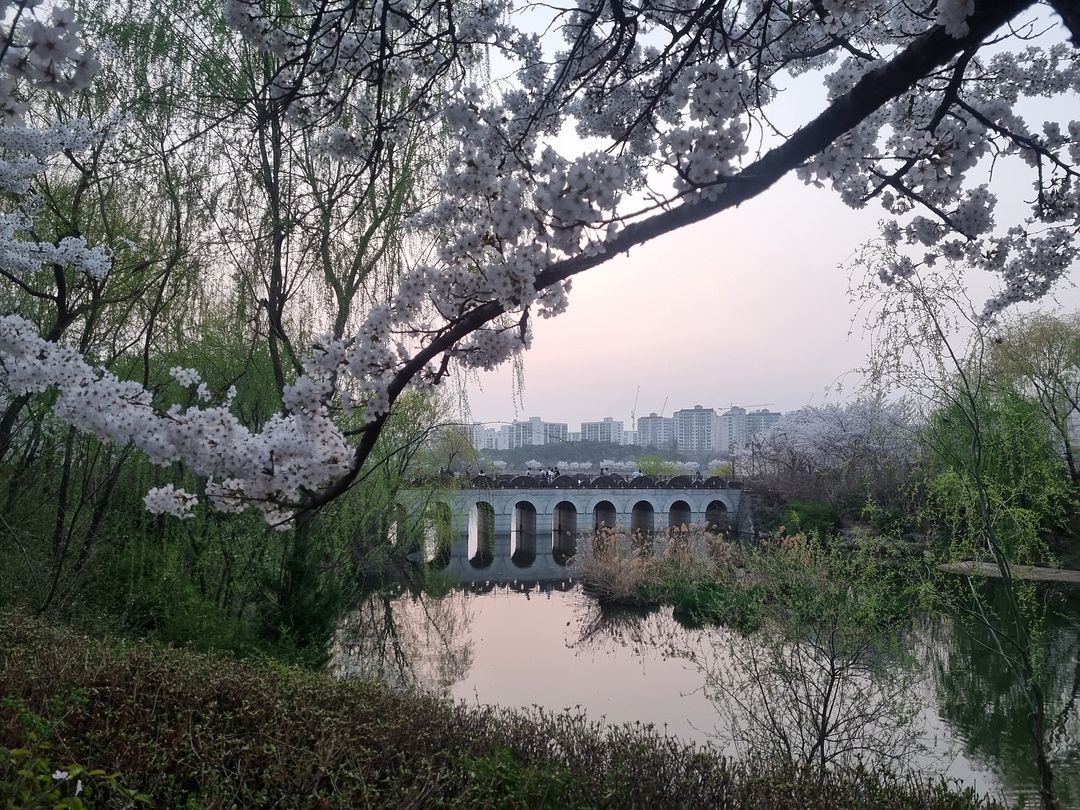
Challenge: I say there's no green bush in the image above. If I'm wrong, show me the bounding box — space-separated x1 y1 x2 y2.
782 499 840 537
452 748 583 808
661 578 763 633
0 611 997 809
0 695 148 809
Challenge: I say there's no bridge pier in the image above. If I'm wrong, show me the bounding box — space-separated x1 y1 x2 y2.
535 512 553 559
449 511 469 564
493 512 513 559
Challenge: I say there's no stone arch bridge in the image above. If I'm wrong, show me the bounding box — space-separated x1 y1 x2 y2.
398 474 754 583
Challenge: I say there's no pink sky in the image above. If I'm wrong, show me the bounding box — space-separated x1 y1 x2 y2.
463 173 1080 428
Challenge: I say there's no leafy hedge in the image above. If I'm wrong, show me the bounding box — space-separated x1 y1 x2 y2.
1 612 996 809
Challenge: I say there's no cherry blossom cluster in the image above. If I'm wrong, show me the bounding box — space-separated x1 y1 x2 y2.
736 398 917 478
221 0 513 130
0 314 352 523
0 214 111 280
0 118 98 189
0 1 99 120
800 37 1080 319
183 0 1080 510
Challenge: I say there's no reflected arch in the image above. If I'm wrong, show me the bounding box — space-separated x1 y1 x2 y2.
668 500 692 530
512 500 537 567
553 501 578 565
468 501 495 568
705 500 729 533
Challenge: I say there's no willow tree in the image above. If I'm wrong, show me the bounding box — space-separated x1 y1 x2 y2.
989 312 1080 483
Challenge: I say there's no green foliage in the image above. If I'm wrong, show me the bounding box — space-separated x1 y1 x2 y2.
663 577 764 633
987 311 1080 483
0 612 1000 809
0 0 452 671
588 530 916 640
452 748 583 809
0 695 149 809
635 453 687 477
918 387 1074 564
748 537 914 637
0 353 449 666
710 461 734 477
782 499 840 537
255 522 343 668
860 497 910 537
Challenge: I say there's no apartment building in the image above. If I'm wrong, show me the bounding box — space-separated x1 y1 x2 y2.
673 405 718 453
637 413 674 449
580 416 624 444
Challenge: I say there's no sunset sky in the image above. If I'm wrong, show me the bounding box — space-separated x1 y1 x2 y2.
462 170 1080 428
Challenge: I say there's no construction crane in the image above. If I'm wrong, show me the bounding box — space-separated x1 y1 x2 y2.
630 385 640 431
659 396 668 418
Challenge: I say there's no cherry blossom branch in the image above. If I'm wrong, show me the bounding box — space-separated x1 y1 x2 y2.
303 0 1035 510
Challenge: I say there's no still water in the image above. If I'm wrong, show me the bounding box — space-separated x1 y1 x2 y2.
333 582 1080 807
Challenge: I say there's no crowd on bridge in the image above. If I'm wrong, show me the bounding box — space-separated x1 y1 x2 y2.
411 471 744 491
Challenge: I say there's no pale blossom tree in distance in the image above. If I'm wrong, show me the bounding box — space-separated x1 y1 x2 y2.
1 0 1079 525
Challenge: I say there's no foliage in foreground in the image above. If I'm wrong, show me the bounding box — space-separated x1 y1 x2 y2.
0 612 998 809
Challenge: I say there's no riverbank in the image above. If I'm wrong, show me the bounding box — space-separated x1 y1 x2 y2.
0 611 998 809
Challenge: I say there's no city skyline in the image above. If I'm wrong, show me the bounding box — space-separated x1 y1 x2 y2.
465 405 781 454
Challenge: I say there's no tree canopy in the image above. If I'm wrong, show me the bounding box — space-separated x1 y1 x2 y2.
1 0 1078 525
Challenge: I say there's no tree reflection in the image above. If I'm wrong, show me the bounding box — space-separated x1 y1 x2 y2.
925 584 1080 806
570 545 928 776
686 621 925 774
332 587 474 694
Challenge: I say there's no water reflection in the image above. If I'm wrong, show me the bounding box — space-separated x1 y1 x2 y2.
922 585 1080 807
567 596 931 776
331 582 1080 806
333 588 474 693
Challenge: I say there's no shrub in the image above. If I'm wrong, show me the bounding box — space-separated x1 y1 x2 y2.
0 611 996 809
782 499 840 537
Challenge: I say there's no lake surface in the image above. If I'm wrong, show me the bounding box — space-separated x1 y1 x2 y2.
333 581 1080 807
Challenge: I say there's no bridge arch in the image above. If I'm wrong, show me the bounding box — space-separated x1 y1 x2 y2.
668 499 692 530
424 501 453 568
630 500 655 534
591 500 617 531
705 500 730 533
552 501 577 565
511 500 537 567
468 501 495 568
